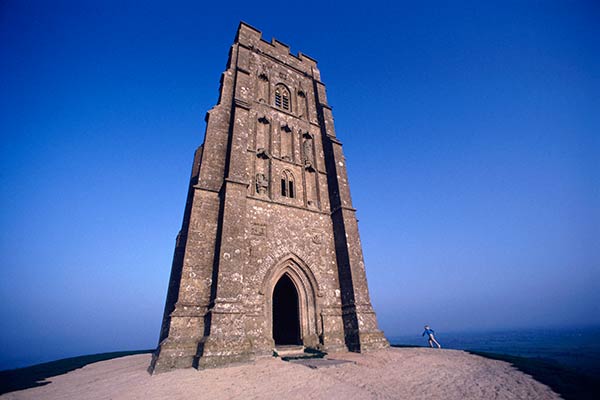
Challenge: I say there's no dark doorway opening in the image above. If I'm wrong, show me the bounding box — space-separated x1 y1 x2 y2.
272 274 301 345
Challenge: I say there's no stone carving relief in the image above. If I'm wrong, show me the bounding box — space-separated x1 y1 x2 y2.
250 224 266 236
311 233 323 244
256 173 269 194
303 133 315 171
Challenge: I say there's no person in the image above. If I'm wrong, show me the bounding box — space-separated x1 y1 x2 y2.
422 325 442 348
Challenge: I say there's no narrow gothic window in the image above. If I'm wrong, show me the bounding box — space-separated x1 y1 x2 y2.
281 170 295 198
274 84 291 111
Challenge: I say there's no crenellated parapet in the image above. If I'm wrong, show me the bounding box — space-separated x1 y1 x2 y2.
235 22 319 77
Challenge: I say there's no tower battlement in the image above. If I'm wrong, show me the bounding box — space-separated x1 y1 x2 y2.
235 22 319 75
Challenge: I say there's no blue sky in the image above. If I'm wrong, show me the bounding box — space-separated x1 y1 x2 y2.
1 0 599 369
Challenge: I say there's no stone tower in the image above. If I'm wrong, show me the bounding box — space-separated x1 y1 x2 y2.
150 22 388 374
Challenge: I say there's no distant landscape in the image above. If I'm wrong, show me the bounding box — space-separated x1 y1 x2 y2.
389 325 600 378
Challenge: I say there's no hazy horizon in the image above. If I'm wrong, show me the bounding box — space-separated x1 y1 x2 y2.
1 1 598 370
3 325 600 371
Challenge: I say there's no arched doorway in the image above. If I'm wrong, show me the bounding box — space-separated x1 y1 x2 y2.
272 274 301 345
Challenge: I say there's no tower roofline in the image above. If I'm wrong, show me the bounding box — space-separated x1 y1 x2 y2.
236 21 318 67
237 21 261 35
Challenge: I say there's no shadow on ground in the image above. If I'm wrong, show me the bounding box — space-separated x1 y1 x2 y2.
0 350 153 395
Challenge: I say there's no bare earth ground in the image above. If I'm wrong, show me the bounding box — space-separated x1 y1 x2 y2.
1 348 560 400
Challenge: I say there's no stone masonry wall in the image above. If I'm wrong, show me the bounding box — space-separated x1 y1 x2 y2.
150 22 387 374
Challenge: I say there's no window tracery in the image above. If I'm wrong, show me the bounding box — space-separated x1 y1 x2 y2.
274 84 291 111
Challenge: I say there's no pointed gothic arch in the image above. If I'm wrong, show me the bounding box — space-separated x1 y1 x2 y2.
274 83 291 111
261 254 321 349
280 169 295 198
